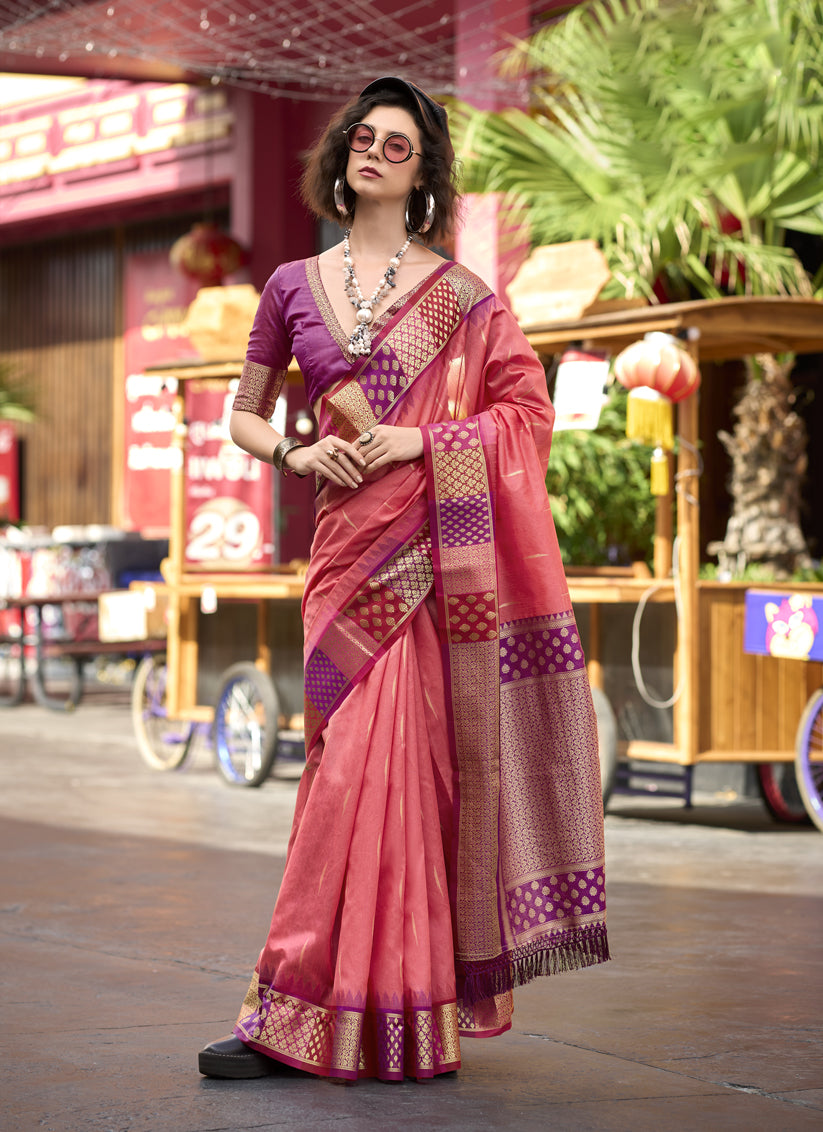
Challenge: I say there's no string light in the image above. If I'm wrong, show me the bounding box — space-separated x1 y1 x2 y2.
0 0 549 102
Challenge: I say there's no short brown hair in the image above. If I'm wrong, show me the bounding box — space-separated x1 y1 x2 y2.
300 88 460 246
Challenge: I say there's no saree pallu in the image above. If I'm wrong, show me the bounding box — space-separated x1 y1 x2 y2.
234 262 608 1080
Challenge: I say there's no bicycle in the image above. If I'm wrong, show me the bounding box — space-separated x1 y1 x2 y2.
131 653 300 787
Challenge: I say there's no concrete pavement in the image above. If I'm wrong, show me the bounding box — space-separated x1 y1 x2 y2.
1 695 822 1131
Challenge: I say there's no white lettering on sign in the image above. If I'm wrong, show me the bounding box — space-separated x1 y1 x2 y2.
187 500 261 564
127 443 176 471
126 373 178 401
188 418 227 447
187 450 260 483
131 405 176 434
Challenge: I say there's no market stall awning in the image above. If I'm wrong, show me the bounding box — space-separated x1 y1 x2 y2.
523 296 823 362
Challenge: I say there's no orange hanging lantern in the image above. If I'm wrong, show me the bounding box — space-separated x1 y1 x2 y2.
170 222 248 287
612 331 700 495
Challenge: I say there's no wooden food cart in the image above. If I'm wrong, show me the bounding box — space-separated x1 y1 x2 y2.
129 360 307 786
130 297 823 826
524 295 823 829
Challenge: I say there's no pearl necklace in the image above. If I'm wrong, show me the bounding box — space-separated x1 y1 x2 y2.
343 229 412 357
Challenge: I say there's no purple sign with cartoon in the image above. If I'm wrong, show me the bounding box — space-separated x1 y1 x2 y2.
744 590 823 661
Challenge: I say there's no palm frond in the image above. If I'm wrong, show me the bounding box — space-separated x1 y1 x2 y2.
0 362 36 423
454 0 823 302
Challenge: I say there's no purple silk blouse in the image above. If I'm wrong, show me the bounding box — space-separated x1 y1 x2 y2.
232 257 445 418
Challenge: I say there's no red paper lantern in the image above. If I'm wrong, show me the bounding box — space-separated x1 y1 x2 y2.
170 222 248 287
612 332 700 494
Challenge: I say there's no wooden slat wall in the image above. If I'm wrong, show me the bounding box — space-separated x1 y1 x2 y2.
0 230 116 527
0 214 215 528
699 584 823 754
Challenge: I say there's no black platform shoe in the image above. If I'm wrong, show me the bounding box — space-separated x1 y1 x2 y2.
198 1035 279 1079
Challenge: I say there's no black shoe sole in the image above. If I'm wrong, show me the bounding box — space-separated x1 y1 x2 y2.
198 1047 279 1079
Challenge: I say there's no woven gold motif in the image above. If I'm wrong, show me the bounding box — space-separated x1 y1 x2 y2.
433 1002 461 1063
451 640 502 958
371 528 433 607
326 380 376 439
341 528 433 643
499 668 604 882
377 1012 405 1076
391 309 440 382
446 592 498 643
331 1009 364 1074
235 976 464 1078
457 991 513 1035
306 258 353 356
446 263 493 312
412 1011 434 1072
439 544 498 594
235 977 338 1071
232 360 287 420
433 447 487 500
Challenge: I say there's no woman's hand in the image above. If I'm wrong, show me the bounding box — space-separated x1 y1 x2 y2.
356 425 423 472
284 439 366 489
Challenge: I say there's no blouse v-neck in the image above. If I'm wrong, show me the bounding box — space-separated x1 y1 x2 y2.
306 255 448 358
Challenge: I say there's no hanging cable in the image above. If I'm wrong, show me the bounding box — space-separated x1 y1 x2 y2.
630 433 704 710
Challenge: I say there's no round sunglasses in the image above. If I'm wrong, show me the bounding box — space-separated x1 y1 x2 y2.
344 122 421 164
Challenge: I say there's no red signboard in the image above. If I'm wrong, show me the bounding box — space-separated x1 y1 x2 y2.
184 380 274 569
0 423 19 523
121 250 200 534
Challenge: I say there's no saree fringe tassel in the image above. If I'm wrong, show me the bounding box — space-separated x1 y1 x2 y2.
460 923 611 1005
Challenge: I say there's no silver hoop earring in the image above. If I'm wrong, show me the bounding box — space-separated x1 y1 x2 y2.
334 176 352 221
405 189 435 235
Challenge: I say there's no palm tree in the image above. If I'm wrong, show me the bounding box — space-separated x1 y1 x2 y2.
453 0 823 575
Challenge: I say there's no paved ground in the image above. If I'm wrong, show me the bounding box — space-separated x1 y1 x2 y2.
1 693 822 1131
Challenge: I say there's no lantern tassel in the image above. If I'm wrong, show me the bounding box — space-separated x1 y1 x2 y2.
626 387 674 449
650 447 669 496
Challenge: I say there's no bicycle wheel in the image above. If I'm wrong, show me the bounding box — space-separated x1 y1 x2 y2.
31 653 83 712
131 654 191 771
755 762 810 825
592 686 618 805
795 688 823 833
0 638 26 707
213 662 280 787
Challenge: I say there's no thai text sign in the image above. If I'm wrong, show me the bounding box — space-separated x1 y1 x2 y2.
122 250 199 534
184 379 273 569
0 423 19 523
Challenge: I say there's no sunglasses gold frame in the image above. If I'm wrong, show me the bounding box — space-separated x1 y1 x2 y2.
344 122 421 164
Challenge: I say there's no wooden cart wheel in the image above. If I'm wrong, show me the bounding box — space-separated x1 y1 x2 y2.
795 688 823 833
592 686 618 806
213 662 280 788
755 763 810 825
131 654 192 771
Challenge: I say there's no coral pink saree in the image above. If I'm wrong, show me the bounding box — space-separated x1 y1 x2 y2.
231 258 608 1080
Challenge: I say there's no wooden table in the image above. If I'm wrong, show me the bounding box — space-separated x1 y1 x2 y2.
0 591 165 711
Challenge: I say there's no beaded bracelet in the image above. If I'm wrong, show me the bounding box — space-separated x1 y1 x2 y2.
272 436 306 477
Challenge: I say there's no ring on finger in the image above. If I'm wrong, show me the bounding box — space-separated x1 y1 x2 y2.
359 430 374 446
328 448 340 463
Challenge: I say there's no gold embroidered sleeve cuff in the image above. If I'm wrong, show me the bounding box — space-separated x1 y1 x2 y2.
232 360 287 420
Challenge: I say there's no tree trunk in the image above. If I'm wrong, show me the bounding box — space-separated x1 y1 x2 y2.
708 354 810 579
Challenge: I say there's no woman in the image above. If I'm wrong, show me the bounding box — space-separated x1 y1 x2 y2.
198 76 608 1084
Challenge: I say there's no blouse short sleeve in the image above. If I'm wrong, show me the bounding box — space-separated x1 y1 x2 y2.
231 268 293 419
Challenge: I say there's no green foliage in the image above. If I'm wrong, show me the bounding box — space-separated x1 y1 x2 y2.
452 0 823 301
700 562 823 583
0 361 36 423
547 385 657 565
